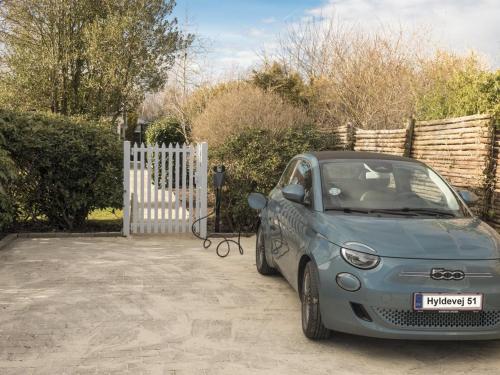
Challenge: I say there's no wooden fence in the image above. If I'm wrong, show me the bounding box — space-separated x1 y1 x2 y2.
355 127 408 156
322 114 500 226
489 127 500 227
331 124 351 150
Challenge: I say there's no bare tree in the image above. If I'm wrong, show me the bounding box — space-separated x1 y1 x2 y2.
274 16 428 129
140 11 212 140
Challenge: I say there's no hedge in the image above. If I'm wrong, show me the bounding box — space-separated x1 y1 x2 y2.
145 116 187 146
210 125 335 232
0 133 16 231
145 116 187 188
0 110 122 230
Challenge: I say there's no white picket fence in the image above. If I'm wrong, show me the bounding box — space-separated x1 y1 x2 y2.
122 141 208 236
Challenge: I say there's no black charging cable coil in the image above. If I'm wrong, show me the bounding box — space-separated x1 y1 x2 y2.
191 183 243 257
191 210 243 258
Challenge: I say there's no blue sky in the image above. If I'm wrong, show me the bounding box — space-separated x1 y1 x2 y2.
172 0 321 77
173 0 500 76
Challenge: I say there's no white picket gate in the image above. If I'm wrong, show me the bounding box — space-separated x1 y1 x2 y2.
122 141 208 236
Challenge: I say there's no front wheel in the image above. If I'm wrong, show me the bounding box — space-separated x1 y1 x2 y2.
301 261 330 340
255 225 276 275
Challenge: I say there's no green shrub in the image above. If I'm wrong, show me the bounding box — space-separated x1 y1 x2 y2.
211 125 335 232
416 56 499 121
145 116 187 145
0 194 16 232
145 117 187 188
0 133 16 231
251 62 308 106
0 110 122 230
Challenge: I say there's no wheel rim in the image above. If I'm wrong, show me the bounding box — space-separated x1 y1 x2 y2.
256 228 265 268
302 269 311 328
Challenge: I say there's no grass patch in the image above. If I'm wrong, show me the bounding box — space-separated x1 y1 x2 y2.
3 208 123 234
86 208 122 231
87 208 123 222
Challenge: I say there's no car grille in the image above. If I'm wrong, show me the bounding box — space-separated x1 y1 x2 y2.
375 308 500 329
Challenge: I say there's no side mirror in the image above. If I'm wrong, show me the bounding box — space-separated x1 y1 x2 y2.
248 192 267 210
282 184 305 204
458 190 479 204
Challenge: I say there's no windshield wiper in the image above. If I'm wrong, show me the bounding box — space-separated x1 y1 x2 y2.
325 208 415 216
372 208 457 217
366 209 418 217
325 208 372 214
325 207 455 217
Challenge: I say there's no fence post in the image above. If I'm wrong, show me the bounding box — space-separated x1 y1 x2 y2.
346 123 356 150
198 142 208 238
123 141 131 236
404 117 415 158
482 117 497 219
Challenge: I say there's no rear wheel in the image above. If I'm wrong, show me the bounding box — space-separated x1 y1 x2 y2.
301 261 330 340
256 225 276 275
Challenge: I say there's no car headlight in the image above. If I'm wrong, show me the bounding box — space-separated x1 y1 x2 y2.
341 248 380 269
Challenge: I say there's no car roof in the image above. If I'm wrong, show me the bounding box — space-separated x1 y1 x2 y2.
307 151 422 164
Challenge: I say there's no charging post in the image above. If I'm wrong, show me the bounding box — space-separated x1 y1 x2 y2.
213 165 226 233
192 164 244 257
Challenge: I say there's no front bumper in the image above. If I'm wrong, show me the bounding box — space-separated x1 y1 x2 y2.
317 256 500 340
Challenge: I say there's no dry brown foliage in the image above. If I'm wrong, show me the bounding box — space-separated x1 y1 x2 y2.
191 84 310 145
277 19 425 129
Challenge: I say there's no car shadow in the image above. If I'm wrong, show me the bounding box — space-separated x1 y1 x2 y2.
317 330 500 361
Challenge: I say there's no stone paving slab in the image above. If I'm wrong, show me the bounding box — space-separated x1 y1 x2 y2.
1 236 500 374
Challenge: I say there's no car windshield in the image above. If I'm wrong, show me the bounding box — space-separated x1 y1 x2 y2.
321 159 469 217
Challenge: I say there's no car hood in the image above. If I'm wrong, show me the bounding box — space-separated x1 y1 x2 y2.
319 214 500 260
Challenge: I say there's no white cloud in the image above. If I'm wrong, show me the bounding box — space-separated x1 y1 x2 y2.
213 48 261 78
305 0 500 67
248 28 266 38
218 49 260 65
261 17 277 24
199 0 500 78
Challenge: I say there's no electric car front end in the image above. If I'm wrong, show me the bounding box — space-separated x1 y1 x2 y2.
249 151 500 340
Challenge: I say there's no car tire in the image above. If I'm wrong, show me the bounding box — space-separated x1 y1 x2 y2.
301 261 330 340
256 225 276 275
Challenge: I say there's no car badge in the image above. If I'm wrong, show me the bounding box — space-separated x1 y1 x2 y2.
430 268 465 281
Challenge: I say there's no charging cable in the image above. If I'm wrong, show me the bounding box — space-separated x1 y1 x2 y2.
191 165 244 257
191 210 244 258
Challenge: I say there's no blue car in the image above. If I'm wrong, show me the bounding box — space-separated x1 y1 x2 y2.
248 151 500 340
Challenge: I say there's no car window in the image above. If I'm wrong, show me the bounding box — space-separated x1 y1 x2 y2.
289 159 313 206
321 159 467 217
406 168 446 204
277 159 298 188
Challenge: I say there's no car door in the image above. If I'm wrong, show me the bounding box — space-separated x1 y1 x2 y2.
273 159 314 286
267 159 298 264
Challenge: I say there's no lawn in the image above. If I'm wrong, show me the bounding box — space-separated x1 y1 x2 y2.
87 208 123 222
1 208 123 235
86 208 123 231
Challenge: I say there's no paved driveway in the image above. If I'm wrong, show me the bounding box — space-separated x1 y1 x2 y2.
1 236 500 374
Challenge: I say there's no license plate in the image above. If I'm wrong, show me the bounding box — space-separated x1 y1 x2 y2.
414 293 483 311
